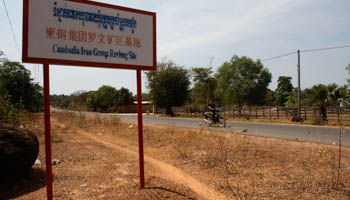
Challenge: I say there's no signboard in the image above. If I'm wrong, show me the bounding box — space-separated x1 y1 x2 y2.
22 0 156 70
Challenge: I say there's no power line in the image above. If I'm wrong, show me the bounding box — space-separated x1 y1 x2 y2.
301 45 350 53
262 45 350 62
1 0 21 59
262 51 296 62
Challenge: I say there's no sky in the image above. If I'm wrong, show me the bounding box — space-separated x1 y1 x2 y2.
1 0 350 95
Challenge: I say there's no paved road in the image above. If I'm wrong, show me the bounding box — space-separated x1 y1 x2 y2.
90 113 350 147
58 109 349 147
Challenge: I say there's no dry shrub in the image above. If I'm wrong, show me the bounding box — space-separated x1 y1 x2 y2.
42 112 349 199
51 129 64 143
23 112 45 136
54 111 80 129
89 115 121 135
52 111 121 134
202 131 256 199
186 127 349 199
174 130 198 160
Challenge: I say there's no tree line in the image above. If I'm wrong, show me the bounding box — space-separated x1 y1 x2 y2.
50 85 134 112
0 51 42 124
1 50 349 118
147 55 349 115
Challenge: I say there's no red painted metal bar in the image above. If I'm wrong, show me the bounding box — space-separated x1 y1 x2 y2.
43 64 53 200
136 69 145 189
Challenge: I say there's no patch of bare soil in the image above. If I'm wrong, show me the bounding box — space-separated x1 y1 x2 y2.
2 111 350 200
78 129 227 200
0 114 200 200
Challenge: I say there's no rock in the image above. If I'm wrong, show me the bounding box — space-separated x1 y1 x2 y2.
0 124 39 178
52 159 61 165
34 159 42 165
80 184 87 187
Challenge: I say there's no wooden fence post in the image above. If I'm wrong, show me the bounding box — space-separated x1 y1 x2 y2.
262 108 265 118
314 108 317 121
255 108 258 119
277 107 279 119
286 108 288 118
304 107 307 120
337 106 340 123
269 107 272 119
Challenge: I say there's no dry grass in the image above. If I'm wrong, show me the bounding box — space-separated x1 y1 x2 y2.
88 114 350 199
7 111 350 199
2 111 198 200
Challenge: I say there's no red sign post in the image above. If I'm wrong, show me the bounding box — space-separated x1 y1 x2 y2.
43 64 53 198
136 69 145 189
23 0 156 198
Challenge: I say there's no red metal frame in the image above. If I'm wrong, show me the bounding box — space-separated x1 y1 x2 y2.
136 69 145 189
41 65 147 199
43 64 53 200
24 1 154 198
22 0 157 71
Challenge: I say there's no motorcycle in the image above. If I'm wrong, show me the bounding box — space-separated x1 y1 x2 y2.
203 109 226 128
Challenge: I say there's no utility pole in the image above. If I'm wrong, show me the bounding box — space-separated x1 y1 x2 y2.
297 49 301 120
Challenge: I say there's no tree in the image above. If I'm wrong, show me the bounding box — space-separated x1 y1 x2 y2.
307 84 332 121
216 55 272 112
51 86 134 112
275 76 293 106
285 88 299 107
346 63 350 85
50 94 71 109
191 67 217 109
301 83 346 107
0 61 42 112
117 87 134 105
95 85 118 112
327 84 348 106
86 91 98 111
264 89 275 106
146 60 190 115
0 50 6 63
302 84 328 107
71 90 88 111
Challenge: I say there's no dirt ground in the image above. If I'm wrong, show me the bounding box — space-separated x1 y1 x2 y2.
1 111 350 200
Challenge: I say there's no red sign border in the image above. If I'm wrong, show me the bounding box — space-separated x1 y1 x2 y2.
22 0 157 71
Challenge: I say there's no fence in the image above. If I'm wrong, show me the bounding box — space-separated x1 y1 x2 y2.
116 105 153 113
163 106 350 122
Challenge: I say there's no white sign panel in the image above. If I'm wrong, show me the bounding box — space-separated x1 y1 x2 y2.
23 0 156 70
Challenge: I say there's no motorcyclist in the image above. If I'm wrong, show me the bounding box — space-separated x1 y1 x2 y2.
208 99 216 122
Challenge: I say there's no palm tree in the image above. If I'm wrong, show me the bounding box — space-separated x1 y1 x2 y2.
328 84 348 106
307 84 329 121
307 84 348 121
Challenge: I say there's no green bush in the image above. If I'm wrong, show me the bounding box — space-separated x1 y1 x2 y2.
0 95 25 126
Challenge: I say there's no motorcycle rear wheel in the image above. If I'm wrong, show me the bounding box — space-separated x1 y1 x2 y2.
218 117 226 128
